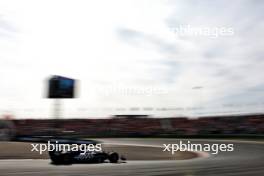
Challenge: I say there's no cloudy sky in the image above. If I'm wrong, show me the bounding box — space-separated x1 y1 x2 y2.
0 0 264 118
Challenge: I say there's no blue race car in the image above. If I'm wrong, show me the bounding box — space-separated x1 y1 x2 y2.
49 148 123 164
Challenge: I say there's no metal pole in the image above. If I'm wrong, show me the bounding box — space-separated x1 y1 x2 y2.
53 99 62 136
54 99 61 119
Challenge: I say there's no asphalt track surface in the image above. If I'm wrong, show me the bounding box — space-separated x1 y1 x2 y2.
0 138 263 176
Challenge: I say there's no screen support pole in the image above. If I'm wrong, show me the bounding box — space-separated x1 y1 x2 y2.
54 98 61 119
53 98 62 135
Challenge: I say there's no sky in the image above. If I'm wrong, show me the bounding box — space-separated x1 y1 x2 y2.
0 0 264 118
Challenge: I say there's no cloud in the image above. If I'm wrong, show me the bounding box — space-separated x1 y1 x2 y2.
0 0 264 117
113 0 264 116
117 28 178 53
0 15 17 38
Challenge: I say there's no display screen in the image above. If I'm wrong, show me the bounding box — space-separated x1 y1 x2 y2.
48 75 75 98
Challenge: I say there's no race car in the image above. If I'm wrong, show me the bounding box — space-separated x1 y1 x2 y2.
49 148 123 165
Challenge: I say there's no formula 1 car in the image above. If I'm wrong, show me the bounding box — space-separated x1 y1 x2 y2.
49 149 123 165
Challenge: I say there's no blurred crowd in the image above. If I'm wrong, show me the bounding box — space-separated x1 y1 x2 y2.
10 114 264 138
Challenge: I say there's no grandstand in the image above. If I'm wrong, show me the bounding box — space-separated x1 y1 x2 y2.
8 114 264 138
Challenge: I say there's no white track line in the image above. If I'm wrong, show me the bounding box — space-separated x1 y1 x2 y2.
103 142 210 158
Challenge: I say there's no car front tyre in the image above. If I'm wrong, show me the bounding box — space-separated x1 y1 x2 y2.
109 152 119 163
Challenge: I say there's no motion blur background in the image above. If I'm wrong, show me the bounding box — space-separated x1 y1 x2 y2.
0 0 263 140
0 1 264 175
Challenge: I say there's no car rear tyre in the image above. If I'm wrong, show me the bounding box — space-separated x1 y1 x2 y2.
49 151 72 165
62 153 72 165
